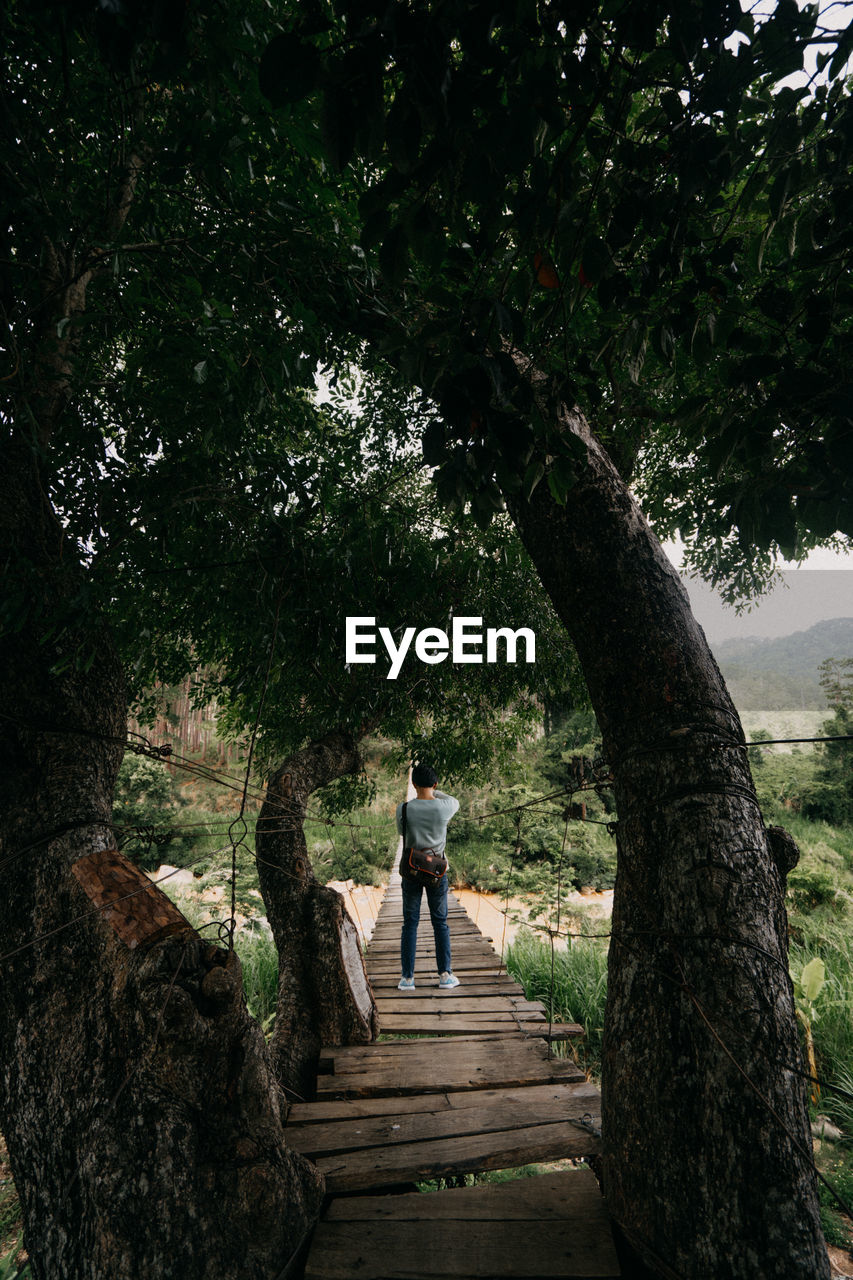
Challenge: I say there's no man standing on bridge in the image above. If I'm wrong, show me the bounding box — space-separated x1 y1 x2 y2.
395 764 460 991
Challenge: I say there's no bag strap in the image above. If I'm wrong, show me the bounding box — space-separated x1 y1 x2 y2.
401 801 408 851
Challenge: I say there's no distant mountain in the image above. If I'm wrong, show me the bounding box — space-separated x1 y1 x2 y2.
711 618 853 710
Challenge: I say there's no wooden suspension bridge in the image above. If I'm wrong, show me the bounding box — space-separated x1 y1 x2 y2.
289 858 622 1279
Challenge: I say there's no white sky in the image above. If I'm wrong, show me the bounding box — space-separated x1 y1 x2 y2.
665 541 853 641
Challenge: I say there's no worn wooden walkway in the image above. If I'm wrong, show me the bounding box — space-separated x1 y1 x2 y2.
294 860 621 1279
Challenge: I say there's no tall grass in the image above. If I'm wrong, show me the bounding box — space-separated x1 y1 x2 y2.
506 929 608 1076
789 913 853 1127
235 927 279 1027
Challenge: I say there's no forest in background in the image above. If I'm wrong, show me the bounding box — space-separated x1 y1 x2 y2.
715 617 853 708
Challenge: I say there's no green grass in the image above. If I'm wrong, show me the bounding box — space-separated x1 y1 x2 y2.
236 926 279 1028
789 915 853 1122
506 928 609 1078
0 1188 19 1246
817 1149 853 1250
0 1240 29 1280
0 1139 28 1279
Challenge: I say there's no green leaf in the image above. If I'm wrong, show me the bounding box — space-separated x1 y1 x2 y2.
828 22 853 80
546 468 566 505
799 957 826 1004
546 455 577 506
522 460 545 500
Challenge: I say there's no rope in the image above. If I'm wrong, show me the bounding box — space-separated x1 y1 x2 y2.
0 864 191 967
497 811 520 975
547 810 571 1060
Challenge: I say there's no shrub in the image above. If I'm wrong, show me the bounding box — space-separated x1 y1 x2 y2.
787 867 840 912
111 754 190 870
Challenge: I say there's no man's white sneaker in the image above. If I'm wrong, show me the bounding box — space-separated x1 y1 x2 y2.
397 976 415 990
438 971 460 989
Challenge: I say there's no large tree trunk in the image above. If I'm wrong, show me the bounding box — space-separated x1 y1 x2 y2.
0 442 324 1279
503 384 827 1278
256 731 378 1101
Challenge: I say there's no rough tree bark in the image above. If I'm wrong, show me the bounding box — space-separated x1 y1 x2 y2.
0 420 324 1276
255 731 379 1101
502 375 828 1279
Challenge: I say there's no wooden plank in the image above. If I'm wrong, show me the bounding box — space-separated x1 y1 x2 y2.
375 1009 545 1025
315 1049 563 1082
366 958 503 972
371 927 482 935
376 1017 528 1032
370 924 491 936
387 1019 527 1038
376 1007 546 1024
321 1033 564 1061
368 931 492 942
369 930 488 943
288 1088 601 1157
323 1032 534 1055
315 1121 600 1191
371 913 475 922
441 1080 596 1110
525 1022 585 1041
368 979 525 995
374 997 540 1015
289 1080 598 1126
367 948 498 955
374 1016 582 1039
316 1044 584 1097
306 1174 621 1277
301 876 611 1275
368 956 500 968
322 1166 610 1222
371 920 491 930
368 943 489 953
320 1036 585 1065
367 942 497 953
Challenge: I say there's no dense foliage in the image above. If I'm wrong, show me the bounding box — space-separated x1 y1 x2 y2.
253 0 853 593
804 657 853 824
2 0 585 782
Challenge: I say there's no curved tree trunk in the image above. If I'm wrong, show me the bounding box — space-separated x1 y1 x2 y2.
503 383 827 1278
0 443 324 1279
256 731 378 1101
